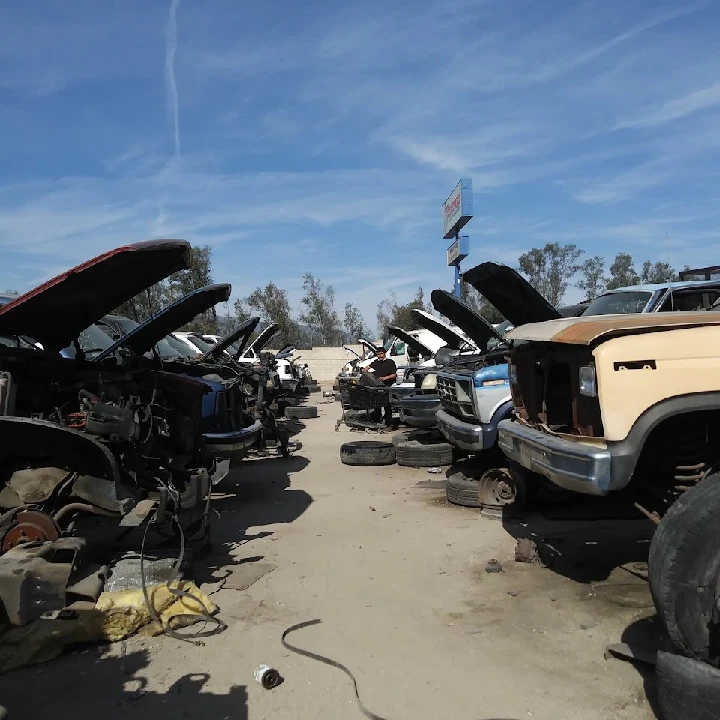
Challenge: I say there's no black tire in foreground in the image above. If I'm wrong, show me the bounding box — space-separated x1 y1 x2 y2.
340 441 396 466
648 473 720 665
286 405 319 420
395 438 453 467
656 650 720 719
446 471 483 508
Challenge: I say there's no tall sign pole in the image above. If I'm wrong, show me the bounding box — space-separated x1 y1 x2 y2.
443 179 473 298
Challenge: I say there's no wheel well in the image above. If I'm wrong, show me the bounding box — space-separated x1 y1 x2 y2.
632 409 720 514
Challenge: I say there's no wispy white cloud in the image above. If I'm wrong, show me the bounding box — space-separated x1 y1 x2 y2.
616 80 720 129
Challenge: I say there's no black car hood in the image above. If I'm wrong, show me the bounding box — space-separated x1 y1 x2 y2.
430 290 503 350
412 309 470 350
0 240 191 352
202 316 261 360
244 323 279 356
386 326 433 358
462 262 561 327
94 284 231 361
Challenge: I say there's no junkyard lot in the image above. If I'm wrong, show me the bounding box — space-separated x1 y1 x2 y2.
2 407 657 720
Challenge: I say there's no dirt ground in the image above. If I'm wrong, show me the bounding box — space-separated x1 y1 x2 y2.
0 400 663 720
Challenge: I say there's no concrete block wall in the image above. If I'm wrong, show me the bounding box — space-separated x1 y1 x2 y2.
268 345 365 385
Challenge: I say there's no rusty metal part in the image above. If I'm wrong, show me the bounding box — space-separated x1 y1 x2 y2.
0 537 84 625
1 510 60 552
52 502 119 525
633 501 661 525
477 466 527 518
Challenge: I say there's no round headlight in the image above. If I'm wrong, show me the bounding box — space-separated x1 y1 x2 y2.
421 373 438 390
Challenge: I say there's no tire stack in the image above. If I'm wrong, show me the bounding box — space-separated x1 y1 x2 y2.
648 473 720 718
339 429 455 468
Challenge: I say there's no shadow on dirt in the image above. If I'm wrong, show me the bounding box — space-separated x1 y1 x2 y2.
0 645 248 720
617 615 665 719
501 493 655 584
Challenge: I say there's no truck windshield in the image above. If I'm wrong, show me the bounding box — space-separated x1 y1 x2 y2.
583 291 653 315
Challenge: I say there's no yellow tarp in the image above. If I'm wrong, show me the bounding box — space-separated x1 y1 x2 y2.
0 581 216 673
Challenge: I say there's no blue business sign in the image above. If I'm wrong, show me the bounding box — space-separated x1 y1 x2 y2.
447 235 469 267
442 178 473 239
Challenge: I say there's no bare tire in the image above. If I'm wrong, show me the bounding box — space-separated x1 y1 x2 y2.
396 438 453 467
477 466 527 518
446 472 482 508
286 405 318 419
648 473 720 665
392 429 441 447
340 441 395 466
656 650 720 719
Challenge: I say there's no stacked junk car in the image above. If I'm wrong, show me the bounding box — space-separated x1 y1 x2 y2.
334 260 720 718
0 240 321 661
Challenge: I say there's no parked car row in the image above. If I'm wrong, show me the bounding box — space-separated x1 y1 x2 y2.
0 239 316 629
360 260 720 710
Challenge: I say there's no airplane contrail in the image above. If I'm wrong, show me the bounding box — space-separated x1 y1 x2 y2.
165 0 181 157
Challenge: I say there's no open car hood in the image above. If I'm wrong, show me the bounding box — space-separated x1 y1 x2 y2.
430 290 503 350
245 323 279 356
343 346 363 361
412 309 471 350
462 262 561 327
94 284 231 361
201 316 261 360
386 326 433 358
0 240 191 352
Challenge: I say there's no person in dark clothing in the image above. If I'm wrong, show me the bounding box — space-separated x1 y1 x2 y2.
363 347 396 426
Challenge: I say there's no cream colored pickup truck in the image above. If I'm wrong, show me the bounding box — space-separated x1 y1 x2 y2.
498 311 720 674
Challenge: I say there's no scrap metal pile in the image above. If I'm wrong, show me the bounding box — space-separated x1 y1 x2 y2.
0 240 317 669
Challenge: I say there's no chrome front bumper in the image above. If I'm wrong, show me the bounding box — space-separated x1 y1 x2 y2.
497 419 612 496
398 394 439 428
435 408 492 452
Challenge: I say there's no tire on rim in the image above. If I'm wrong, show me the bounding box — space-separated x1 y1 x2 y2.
340 441 396 466
656 650 720 719
395 438 453 467
477 465 527 518
286 405 319 419
649 472 720 664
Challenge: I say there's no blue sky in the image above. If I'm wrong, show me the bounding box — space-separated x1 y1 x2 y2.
2 0 720 328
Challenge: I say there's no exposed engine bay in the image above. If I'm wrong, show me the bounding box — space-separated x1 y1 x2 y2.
0 346 213 555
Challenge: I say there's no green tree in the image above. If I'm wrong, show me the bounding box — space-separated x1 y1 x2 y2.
459 282 504 324
518 243 584 306
640 260 676 284
299 273 343 346
376 287 426 338
113 244 217 330
576 256 607 300
343 302 369 342
606 252 640 290
242 282 298 347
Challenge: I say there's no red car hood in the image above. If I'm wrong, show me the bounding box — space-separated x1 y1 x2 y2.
0 240 191 352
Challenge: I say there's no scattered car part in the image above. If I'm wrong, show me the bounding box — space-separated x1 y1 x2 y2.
391 429 442 446
254 664 282 689
649 472 720 665
340 441 396 466
0 537 85 625
656 650 720 720
485 559 503 573
395 438 453 468
286 405 318 419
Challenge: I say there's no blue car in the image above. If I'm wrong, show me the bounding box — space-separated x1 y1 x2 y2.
91 284 264 469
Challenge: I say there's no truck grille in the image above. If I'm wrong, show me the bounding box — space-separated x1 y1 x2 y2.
437 375 475 418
